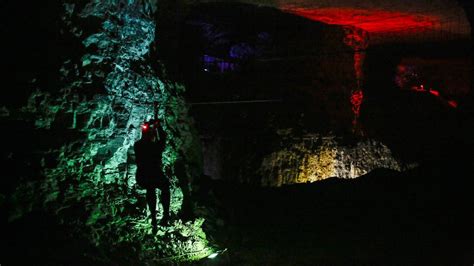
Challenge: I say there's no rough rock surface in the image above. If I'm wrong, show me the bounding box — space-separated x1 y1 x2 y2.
259 134 414 186
6 0 212 263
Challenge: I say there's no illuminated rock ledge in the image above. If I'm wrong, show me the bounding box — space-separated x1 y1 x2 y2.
259 134 416 187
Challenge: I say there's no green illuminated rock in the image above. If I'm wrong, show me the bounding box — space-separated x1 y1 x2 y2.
8 0 213 263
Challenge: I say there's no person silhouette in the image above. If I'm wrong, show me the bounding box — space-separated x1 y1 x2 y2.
134 119 170 232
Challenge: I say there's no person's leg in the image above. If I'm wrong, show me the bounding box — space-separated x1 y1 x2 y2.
146 188 157 232
159 180 171 225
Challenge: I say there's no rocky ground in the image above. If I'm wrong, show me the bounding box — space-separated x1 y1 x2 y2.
196 161 471 266
5 158 470 266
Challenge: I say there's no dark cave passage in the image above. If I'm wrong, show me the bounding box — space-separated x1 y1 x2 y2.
172 4 472 264
159 2 472 185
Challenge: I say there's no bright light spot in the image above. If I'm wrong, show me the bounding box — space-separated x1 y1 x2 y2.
207 253 218 259
429 90 440 97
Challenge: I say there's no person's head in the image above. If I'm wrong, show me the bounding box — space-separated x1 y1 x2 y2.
141 119 160 141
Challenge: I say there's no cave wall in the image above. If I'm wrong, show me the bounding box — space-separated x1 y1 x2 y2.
178 2 363 129
183 5 372 185
3 0 213 262
201 130 408 186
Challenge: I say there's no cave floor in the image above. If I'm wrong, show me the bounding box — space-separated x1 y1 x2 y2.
197 163 471 266
4 149 471 266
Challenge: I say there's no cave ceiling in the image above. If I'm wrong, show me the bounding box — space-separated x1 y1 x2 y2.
196 0 471 43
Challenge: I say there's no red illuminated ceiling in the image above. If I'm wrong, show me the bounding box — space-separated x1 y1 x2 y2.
282 7 440 33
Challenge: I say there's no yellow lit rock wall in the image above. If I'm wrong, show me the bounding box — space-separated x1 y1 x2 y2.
259 135 406 186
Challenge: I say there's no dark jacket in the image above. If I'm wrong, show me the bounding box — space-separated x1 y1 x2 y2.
134 131 167 189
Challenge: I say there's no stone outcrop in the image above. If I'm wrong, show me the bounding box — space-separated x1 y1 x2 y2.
259 134 411 187
6 0 212 263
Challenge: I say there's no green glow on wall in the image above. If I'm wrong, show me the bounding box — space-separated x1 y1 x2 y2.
8 0 213 263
